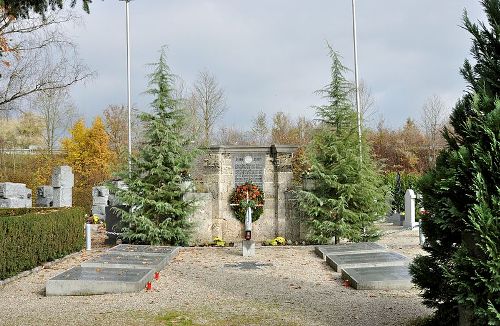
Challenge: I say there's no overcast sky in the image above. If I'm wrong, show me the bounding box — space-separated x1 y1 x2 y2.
68 0 485 130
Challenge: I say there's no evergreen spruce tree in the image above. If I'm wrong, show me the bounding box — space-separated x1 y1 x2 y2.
115 48 196 246
297 46 388 244
410 1 500 325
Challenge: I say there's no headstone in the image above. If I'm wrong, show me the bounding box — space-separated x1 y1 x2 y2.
0 198 26 208
242 240 255 257
404 189 418 228
105 205 126 245
46 266 154 296
51 166 74 188
0 182 32 208
326 251 409 272
53 187 72 207
0 182 27 198
36 186 53 207
92 186 109 220
51 166 74 207
341 265 413 290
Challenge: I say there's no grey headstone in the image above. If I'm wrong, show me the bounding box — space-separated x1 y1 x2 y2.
81 252 171 272
92 196 108 206
92 186 109 198
341 266 413 290
0 198 27 208
51 166 74 188
37 186 53 198
45 266 154 296
315 243 387 260
92 205 106 217
53 187 72 207
36 197 53 207
0 182 27 198
326 251 409 272
36 186 54 207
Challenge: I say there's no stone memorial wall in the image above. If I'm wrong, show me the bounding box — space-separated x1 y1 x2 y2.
189 145 303 243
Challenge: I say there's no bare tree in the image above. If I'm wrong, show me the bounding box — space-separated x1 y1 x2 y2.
0 9 92 112
215 126 251 146
250 111 270 145
349 79 376 125
421 94 449 167
191 70 227 145
31 88 77 154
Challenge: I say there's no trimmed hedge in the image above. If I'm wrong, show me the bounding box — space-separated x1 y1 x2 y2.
0 207 86 280
0 207 56 218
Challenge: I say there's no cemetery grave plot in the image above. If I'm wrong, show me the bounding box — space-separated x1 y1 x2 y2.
46 245 180 296
317 244 413 290
109 244 180 256
315 243 387 260
80 252 171 272
326 251 409 272
46 266 154 296
341 266 413 290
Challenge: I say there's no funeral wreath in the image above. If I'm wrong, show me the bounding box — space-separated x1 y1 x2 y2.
229 182 264 223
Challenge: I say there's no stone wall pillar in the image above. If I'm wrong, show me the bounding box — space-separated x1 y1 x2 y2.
271 145 296 238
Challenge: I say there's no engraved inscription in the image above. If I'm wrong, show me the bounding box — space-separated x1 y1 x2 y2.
233 154 265 188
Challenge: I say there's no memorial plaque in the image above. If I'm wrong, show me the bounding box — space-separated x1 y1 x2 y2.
233 154 265 188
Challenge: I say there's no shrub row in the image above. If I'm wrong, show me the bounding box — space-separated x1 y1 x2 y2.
0 207 55 218
0 207 86 280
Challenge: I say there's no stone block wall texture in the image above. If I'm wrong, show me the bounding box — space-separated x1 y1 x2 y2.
189 145 302 243
0 182 32 208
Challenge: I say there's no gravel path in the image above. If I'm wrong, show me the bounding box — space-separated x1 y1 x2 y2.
0 223 432 326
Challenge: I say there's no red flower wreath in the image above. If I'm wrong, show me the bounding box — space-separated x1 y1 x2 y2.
229 182 265 223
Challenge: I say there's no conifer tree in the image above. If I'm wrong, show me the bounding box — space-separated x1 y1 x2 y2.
297 46 387 244
410 1 500 325
115 48 196 246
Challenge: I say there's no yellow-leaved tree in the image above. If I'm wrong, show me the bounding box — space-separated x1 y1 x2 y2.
62 117 116 209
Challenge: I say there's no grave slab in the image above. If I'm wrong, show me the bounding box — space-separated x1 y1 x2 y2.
46 266 154 296
108 244 180 258
315 243 387 260
341 265 413 290
242 240 255 257
326 251 409 272
81 252 170 272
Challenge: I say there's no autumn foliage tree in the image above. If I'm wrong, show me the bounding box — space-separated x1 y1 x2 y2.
62 117 116 208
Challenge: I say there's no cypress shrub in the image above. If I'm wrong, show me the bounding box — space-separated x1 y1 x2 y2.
0 207 86 280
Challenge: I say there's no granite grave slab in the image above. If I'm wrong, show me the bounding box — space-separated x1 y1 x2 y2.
108 244 180 257
81 252 170 272
326 251 409 272
46 266 154 296
341 265 413 290
315 243 387 260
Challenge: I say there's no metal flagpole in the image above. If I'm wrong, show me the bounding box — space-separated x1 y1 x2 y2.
351 0 363 164
119 0 132 175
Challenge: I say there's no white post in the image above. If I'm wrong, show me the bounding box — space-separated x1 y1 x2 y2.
404 189 418 228
124 0 132 175
351 0 363 164
85 223 92 251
